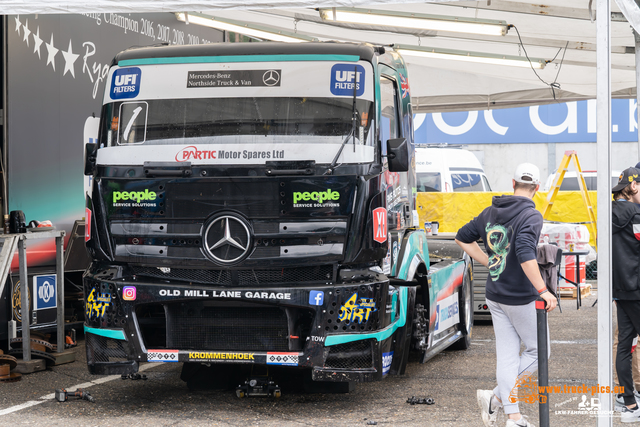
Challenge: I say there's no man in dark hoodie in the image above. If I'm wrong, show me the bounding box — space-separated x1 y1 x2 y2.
612 166 640 422
456 163 556 427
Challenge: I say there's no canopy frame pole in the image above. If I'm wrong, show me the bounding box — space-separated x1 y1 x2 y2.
597 0 613 425
636 29 640 154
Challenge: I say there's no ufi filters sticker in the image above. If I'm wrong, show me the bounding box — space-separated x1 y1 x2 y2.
111 67 141 100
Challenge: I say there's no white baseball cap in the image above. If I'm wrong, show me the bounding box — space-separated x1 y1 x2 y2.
513 163 540 185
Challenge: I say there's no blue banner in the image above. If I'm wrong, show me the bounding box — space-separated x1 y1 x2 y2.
415 99 638 144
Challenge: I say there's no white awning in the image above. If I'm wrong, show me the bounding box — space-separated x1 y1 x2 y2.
3 1 637 112
0 0 460 14
196 2 637 112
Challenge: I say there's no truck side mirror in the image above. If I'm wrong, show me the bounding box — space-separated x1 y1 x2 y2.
84 143 98 176
387 138 409 172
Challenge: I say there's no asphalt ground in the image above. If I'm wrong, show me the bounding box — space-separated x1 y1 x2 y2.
0 286 626 426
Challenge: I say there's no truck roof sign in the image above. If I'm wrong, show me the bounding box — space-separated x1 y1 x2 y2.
105 61 374 103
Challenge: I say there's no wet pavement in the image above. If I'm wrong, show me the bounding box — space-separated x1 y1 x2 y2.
0 288 621 426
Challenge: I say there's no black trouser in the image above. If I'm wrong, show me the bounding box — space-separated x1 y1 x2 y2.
617 300 640 406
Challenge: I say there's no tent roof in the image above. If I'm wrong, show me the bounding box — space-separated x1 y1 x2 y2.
3 0 638 112
201 1 639 112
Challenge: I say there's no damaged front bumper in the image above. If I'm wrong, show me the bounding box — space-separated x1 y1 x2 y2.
83 264 414 382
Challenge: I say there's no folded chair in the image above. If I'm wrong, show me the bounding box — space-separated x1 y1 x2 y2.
553 247 563 313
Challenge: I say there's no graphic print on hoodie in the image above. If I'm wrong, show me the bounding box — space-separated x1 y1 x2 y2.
456 195 543 305
486 223 511 281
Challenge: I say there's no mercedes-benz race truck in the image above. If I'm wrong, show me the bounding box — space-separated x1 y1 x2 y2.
83 42 473 388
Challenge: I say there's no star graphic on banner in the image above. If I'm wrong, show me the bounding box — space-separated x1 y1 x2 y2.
45 33 58 71
22 19 31 47
14 15 21 36
61 39 79 78
33 27 43 59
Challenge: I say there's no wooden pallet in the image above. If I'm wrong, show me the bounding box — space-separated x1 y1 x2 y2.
558 283 591 299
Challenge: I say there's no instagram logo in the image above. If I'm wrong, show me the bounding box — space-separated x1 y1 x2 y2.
122 286 136 301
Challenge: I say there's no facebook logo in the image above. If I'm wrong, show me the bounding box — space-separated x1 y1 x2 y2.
309 291 324 306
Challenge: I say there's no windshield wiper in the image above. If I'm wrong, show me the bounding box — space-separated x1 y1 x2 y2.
325 65 359 176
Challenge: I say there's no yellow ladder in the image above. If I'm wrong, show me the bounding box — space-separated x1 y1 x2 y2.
541 150 597 250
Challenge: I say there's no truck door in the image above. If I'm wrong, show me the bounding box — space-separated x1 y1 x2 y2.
379 72 410 276
380 72 413 220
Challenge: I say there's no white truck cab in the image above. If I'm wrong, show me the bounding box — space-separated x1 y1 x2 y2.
415 146 491 192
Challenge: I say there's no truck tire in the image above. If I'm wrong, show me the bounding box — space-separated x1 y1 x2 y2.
450 268 473 350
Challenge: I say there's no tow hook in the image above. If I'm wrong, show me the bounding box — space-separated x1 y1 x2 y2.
236 377 281 398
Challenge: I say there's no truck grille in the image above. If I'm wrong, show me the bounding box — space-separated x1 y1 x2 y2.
134 266 233 285
239 266 333 283
165 303 289 351
86 332 128 363
167 181 281 218
324 340 373 370
131 265 333 285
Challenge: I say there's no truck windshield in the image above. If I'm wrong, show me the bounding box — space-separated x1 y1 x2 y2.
452 173 485 192
417 172 441 192
558 176 616 191
103 97 374 147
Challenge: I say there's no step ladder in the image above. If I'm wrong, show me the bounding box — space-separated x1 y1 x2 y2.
0 235 19 301
541 150 598 250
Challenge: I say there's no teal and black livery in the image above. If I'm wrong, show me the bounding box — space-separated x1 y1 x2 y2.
83 42 472 386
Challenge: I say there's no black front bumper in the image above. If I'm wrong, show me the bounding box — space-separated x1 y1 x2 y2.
83 264 413 382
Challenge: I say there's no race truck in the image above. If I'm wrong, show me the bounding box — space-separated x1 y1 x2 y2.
83 41 473 390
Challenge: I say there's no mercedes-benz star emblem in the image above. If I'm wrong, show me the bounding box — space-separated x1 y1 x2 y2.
203 215 251 264
263 70 280 86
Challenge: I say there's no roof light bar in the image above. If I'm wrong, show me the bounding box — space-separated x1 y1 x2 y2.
395 44 546 69
319 8 509 37
175 12 315 43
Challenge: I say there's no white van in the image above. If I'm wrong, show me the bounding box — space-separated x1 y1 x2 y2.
542 170 621 192
415 146 491 192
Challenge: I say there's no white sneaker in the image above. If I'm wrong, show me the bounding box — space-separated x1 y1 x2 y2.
615 391 640 413
477 389 502 427
621 405 640 423
505 415 534 427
